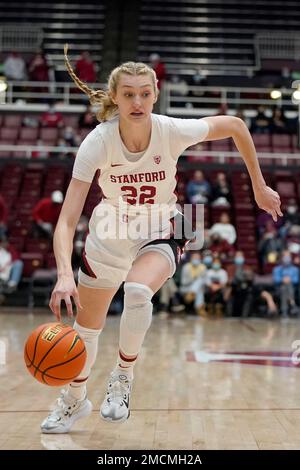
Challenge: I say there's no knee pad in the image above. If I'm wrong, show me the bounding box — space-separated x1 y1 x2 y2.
123 282 154 333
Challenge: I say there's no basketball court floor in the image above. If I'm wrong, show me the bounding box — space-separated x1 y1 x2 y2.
1 308 300 450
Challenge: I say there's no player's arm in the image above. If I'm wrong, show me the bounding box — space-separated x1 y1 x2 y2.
201 115 282 221
54 177 90 278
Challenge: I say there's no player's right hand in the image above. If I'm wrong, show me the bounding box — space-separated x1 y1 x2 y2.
49 274 83 321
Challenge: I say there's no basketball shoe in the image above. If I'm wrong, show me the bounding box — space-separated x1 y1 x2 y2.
100 371 132 423
40 390 92 433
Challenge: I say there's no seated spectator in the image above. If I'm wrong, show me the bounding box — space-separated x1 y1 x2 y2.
269 107 288 134
40 104 64 128
0 194 8 239
204 257 228 316
157 278 185 317
32 190 63 239
28 50 49 82
4 50 27 80
0 236 23 301
250 105 271 134
63 126 81 146
272 250 300 317
279 199 300 239
78 105 98 129
210 213 237 245
179 252 207 316
208 232 235 261
186 170 211 204
256 209 282 235
227 251 277 317
75 51 96 83
258 223 283 265
211 172 232 206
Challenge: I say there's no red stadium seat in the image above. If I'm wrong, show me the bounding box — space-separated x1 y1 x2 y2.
21 253 44 277
3 115 22 128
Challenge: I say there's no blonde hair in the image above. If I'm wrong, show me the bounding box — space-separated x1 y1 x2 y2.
64 44 159 122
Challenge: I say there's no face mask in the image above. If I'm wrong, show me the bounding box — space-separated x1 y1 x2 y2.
287 206 297 215
212 263 221 270
283 256 291 265
191 259 201 266
203 256 212 266
235 257 244 266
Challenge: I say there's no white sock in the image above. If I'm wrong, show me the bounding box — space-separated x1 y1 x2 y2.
67 321 102 400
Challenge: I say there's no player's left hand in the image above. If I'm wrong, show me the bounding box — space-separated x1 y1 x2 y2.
254 185 283 222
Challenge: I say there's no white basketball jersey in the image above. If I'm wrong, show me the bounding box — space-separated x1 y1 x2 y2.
73 113 209 241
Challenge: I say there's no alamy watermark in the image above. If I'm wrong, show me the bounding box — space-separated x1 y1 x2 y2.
92 200 205 250
291 340 300 365
0 338 6 365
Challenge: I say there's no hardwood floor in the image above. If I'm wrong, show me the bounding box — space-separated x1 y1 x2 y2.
1 309 300 450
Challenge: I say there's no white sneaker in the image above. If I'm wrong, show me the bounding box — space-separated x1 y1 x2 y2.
100 372 132 423
40 390 92 434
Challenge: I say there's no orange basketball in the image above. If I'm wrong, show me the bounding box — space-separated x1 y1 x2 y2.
24 322 86 386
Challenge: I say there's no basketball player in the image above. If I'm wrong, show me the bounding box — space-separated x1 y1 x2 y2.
41 45 282 433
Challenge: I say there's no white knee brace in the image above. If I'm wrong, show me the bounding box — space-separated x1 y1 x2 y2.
122 282 154 333
119 282 154 357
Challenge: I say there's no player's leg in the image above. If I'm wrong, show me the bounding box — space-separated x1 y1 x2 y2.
100 250 172 423
41 284 119 434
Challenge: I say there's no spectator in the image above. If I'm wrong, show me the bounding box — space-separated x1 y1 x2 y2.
250 106 271 134
0 194 8 238
269 107 288 134
3 51 27 80
28 50 49 82
0 236 24 302
40 104 64 128
179 252 207 316
149 53 166 90
272 250 299 317
211 172 232 206
258 223 283 265
279 199 300 239
228 251 277 317
32 190 64 239
208 232 235 261
186 170 211 204
63 126 81 147
205 257 228 316
157 278 185 317
210 213 237 245
75 51 96 83
78 105 97 129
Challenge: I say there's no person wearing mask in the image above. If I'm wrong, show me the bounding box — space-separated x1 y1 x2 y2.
273 250 300 318
205 258 228 316
228 251 277 317
179 252 207 316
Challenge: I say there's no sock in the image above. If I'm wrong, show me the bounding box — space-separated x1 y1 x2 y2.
67 321 102 400
115 282 154 380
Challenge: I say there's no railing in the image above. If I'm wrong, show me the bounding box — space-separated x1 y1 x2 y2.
0 145 299 166
0 25 43 52
255 32 300 62
161 83 298 116
0 81 298 116
1 81 105 106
